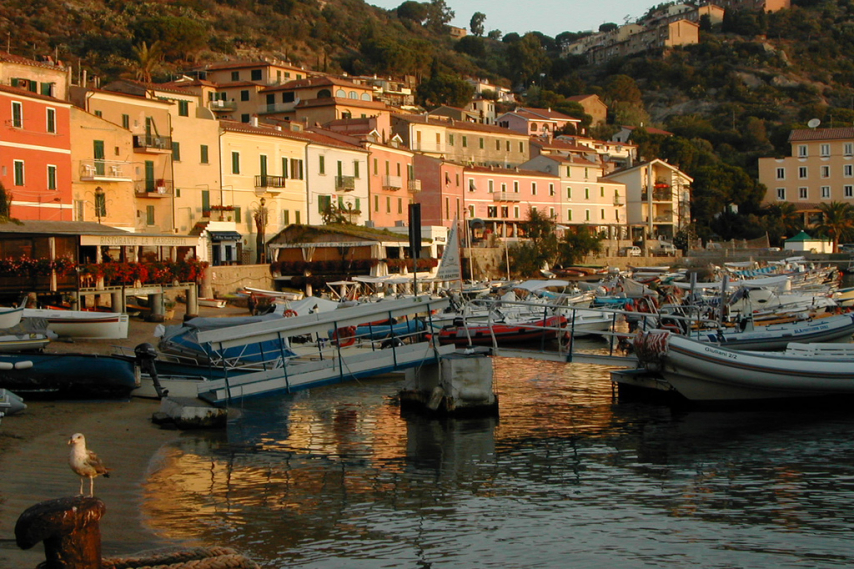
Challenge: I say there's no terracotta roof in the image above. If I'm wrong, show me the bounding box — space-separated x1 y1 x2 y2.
109 79 197 97
220 120 367 152
566 94 601 103
190 60 307 73
0 50 68 71
0 84 70 104
465 165 558 179
620 125 673 136
530 137 591 152
517 107 579 121
266 76 370 92
789 127 854 142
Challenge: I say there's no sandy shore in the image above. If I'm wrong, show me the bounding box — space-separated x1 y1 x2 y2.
0 301 250 567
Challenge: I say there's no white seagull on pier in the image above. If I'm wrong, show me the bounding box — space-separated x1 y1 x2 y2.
68 433 111 496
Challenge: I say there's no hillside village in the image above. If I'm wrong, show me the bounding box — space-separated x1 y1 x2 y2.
1 0 851 301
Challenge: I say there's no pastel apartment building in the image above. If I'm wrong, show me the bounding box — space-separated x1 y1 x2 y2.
758 127 854 216
497 107 581 138
412 155 466 229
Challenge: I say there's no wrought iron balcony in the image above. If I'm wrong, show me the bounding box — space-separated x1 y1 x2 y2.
255 175 287 190
134 179 173 197
408 179 422 193
335 175 356 192
208 100 237 111
613 195 623 206
133 134 172 152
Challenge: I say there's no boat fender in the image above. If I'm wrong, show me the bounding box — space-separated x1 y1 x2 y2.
332 326 357 347
427 386 445 411
283 309 298 318
0 362 13 371
14 361 33 370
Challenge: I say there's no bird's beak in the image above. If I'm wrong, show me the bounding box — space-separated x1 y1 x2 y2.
67 438 72 445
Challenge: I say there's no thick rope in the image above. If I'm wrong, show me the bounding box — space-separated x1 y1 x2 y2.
103 547 260 569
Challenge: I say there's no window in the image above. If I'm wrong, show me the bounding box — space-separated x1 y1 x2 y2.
846 143 853 156
845 165 853 177
479 137 484 149
532 182 537 196
565 209 571 221
600 208 606 220
11 101 22 128
291 159 303 179
47 165 56 190
514 206 520 218
231 71 240 81
296 211 301 224
519 142 524 153
178 100 189 117
146 205 155 226
822 186 831 199
496 140 500 150
241 114 250 122
46 108 56 133
567 187 572 199
436 133 441 148
821 144 830 157
487 206 497 217
374 195 379 212
337 161 343 179
386 196 391 213
231 152 240 174
385 160 390 176
396 163 401 177
318 194 331 213
776 168 785 180
585 209 590 221
398 197 403 214
846 186 854 198
798 145 808 157
354 161 360 179
799 187 808 200
240 90 249 101
506 141 511 152
13 160 24 186
283 210 290 225
488 180 494 193
462 136 468 148
798 166 807 179
821 165 830 178
319 156 325 175
448 133 455 146
469 205 475 218
251 69 262 81
445 197 450 219
202 190 210 212
95 110 102 118
566 166 571 177
373 158 378 175
501 183 507 194
600 186 605 197
513 181 519 193
200 145 209 164
585 187 590 199
549 183 555 196
171 141 181 161
776 187 785 200
122 114 129 129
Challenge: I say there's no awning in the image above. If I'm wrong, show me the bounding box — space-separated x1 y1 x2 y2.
208 231 242 242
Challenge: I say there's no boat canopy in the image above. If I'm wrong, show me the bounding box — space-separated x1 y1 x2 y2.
512 279 572 292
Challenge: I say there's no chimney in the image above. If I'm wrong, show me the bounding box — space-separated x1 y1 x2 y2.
250 116 259 127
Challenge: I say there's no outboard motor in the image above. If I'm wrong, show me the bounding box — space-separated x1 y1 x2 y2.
134 342 168 398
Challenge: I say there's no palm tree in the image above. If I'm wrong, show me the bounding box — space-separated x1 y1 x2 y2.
132 41 163 83
815 201 854 252
765 202 803 237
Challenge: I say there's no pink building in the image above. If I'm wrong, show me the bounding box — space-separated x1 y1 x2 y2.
413 155 465 228
463 166 561 237
0 85 73 221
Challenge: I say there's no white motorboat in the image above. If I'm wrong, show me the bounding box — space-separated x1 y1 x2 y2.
634 329 854 402
22 308 129 340
0 303 24 329
689 313 854 350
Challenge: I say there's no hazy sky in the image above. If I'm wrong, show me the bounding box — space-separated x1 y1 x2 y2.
368 0 657 38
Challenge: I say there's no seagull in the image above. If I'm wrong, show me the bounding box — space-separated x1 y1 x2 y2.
68 433 110 497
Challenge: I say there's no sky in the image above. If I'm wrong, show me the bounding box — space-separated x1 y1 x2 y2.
367 0 657 38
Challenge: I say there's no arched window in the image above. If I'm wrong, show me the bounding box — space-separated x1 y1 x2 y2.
529 122 537 132
318 89 332 98
335 88 346 98
361 93 372 101
349 91 357 99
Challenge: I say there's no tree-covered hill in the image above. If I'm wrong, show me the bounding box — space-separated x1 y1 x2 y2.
3 0 854 242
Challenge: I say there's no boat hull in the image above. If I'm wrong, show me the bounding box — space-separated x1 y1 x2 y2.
0 353 138 398
438 316 566 346
23 309 129 339
693 314 854 351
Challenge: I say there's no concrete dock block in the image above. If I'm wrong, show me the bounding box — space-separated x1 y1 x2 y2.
156 396 229 429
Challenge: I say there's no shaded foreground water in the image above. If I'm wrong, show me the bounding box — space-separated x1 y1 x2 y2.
141 351 854 568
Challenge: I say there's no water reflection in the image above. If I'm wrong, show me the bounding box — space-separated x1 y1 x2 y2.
142 352 854 568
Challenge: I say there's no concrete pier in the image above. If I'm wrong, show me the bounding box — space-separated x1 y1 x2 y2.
399 352 498 417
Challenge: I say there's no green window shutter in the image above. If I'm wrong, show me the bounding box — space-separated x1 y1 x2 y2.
283 210 290 225
295 211 301 224
354 161 360 179
172 141 181 161
200 145 208 164
282 157 289 178
46 108 55 133
337 161 343 177
146 205 155 225
234 206 241 223
14 161 24 185
94 140 106 176
232 152 240 174
47 165 57 190
122 114 129 129
145 160 155 192
178 100 189 116
260 155 268 176
202 190 210 212
319 156 325 175
355 198 361 212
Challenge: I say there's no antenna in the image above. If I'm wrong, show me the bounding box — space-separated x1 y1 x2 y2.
807 118 821 129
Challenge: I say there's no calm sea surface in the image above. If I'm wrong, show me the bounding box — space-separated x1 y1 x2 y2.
141 340 854 568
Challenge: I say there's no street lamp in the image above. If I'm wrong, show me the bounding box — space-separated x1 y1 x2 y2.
94 186 105 224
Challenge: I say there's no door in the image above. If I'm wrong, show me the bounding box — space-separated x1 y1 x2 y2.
93 140 105 176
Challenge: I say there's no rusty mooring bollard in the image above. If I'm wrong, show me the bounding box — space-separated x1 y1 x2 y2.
15 496 105 569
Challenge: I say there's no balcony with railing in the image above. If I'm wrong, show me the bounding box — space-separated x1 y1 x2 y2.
255 175 287 193
408 179 422 193
208 100 237 112
382 175 402 190
79 159 133 181
133 134 173 152
335 175 356 192
258 101 298 114
134 178 173 197
613 194 624 206
493 191 521 202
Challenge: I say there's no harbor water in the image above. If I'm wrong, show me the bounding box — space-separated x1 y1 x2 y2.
140 342 854 568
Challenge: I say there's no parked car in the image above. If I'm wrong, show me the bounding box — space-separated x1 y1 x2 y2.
655 242 677 256
621 246 641 257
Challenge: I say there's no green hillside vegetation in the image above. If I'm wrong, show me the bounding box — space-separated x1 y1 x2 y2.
4 0 854 243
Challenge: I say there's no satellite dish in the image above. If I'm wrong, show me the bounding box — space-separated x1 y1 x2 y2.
808 118 821 129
